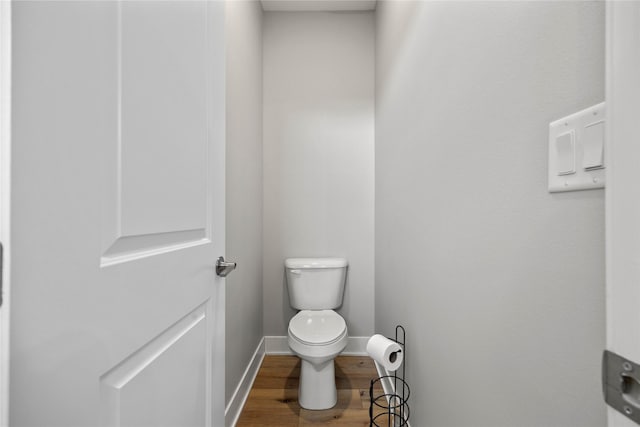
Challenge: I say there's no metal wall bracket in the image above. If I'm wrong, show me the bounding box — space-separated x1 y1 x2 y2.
603 350 640 424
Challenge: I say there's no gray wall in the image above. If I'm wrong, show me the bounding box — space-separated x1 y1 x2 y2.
225 0 264 407
375 2 606 426
262 11 375 337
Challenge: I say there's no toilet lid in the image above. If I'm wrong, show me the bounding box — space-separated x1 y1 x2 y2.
289 310 346 345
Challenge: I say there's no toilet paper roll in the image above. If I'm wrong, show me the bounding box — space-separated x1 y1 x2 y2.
366 334 403 371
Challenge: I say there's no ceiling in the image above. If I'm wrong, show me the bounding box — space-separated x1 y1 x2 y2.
260 0 377 12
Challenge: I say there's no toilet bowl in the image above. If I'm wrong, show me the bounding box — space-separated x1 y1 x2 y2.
288 309 348 410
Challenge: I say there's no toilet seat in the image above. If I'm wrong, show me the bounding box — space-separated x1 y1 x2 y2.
288 310 347 346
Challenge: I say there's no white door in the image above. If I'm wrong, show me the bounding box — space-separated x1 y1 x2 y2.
0 0 11 425
605 1 640 426
9 1 226 426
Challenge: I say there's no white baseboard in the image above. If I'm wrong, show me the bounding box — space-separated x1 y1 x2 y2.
343 336 368 355
225 337 265 427
263 335 290 354
373 361 411 427
264 335 369 355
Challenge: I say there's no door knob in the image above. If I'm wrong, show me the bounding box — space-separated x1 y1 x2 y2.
216 256 237 277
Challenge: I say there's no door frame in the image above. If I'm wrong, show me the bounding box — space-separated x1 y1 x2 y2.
605 1 640 426
0 0 11 426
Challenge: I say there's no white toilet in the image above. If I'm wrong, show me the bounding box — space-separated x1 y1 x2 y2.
285 257 349 410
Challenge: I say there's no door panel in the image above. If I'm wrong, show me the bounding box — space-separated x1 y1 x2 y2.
119 1 208 237
101 304 208 427
103 2 211 266
10 1 225 426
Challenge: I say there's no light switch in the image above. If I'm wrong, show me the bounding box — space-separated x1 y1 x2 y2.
548 102 605 192
583 121 605 170
556 131 575 176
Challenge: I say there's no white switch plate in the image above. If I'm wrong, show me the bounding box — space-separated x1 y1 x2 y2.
548 102 605 192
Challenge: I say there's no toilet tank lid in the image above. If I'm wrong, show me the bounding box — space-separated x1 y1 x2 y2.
285 258 348 269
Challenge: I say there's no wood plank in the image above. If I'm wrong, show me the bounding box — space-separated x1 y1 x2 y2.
251 355 301 390
335 356 379 389
236 355 382 426
299 408 371 426
299 390 367 425
236 388 300 426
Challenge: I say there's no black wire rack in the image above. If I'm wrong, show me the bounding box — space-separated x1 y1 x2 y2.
369 325 410 427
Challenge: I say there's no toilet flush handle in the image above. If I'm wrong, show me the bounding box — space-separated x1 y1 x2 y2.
290 269 302 275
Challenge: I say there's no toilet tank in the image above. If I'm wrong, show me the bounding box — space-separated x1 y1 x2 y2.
285 258 348 310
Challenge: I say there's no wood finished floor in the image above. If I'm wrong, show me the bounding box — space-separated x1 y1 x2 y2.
236 355 386 426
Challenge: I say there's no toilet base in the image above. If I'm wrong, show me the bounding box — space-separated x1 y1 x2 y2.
298 358 337 410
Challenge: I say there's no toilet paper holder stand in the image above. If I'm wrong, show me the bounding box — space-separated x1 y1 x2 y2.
369 325 410 427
